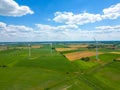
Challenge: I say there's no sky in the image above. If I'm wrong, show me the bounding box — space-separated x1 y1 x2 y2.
0 0 120 42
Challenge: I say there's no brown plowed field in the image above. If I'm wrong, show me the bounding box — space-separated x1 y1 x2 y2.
0 49 6 51
16 45 42 49
55 48 78 52
68 44 88 48
117 58 120 61
64 51 103 61
109 52 120 54
31 45 42 49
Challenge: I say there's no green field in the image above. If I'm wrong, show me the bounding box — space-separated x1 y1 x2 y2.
0 44 120 90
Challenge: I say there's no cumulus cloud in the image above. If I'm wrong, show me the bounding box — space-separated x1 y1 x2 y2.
53 3 120 25
34 23 120 41
53 12 102 25
0 22 120 41
6 25 33 32
36 24 78 30
0 22 6 31
96 25 120 30
102 3 120 19
34 24 79 40
0 22 33 36
96 25 120 33
0 0 34 17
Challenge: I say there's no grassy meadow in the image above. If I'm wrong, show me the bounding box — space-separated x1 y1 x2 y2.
0 43 120 90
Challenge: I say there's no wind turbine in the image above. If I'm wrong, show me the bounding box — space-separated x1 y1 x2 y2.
93 37 99 60
50 43 52 54
28 44 31 57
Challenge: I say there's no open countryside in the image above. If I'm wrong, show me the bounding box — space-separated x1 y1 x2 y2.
0 0 120 90
0 41 120 90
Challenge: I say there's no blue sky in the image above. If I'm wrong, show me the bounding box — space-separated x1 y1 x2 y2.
0 0 120 42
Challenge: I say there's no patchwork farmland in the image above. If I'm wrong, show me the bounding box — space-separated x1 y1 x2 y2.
0 42 120 90
55 47 78 52
64 51 103 61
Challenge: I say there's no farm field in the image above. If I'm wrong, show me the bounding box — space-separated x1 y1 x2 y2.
64 51 103 61
0 42 120 90
55 47 78 52
68 44 89 48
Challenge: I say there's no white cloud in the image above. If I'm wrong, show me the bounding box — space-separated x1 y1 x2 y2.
0 22 33 36
34 23 120 41
53 12 102 25
53 3 120 25
34 24 79 41
102 3 120 19
0 22 120 41
0 0 34 17
7 25 33 32
0 22 6 31
96 25 120 30
36 24 78 30
96 25 120 33
0 22 6 27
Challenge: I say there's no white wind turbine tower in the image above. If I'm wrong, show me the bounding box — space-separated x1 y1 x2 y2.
93 37 99 60
28 44 31 57
50 43 52 54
